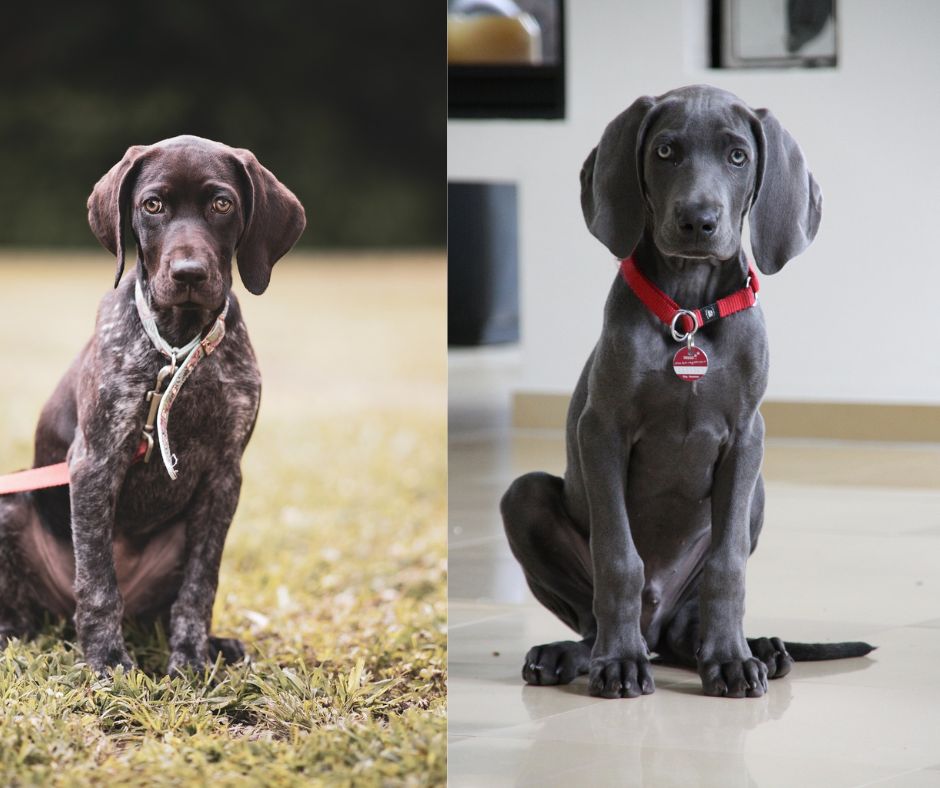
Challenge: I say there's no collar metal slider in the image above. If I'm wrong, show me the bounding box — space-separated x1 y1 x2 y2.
669 309 699 343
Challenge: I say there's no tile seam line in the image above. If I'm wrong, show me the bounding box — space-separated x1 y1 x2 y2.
853 766 932 787
448 610 521 630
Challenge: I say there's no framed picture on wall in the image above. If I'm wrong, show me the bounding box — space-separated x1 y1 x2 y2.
712 0 837 68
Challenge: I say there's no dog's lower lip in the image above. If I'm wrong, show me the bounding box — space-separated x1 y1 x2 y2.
666 249 718 260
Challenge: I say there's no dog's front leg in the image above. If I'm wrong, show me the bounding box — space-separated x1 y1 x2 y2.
578 407 654 699
166 465 242 675
698 421 765 698
69 435 134 674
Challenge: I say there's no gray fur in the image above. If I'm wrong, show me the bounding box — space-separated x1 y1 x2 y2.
0 136 305 675
502 85 829 699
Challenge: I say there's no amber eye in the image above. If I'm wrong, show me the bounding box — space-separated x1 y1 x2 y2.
656 144 672 160
729 148 748 166
212 196 233 214
143 197 163 214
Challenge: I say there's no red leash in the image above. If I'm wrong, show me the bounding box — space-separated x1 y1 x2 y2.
620 256 760 334
0 463 70 495
0 440 150 496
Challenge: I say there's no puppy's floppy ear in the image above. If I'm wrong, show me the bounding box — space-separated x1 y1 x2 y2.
580 95 657 258
87 145 151 288
748 108 822 274
231 148 306 295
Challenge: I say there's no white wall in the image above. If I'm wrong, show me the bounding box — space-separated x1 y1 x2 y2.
449 0 940 404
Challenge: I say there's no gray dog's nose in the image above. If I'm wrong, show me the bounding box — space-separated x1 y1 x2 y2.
170 259 209 286
677 204 719 238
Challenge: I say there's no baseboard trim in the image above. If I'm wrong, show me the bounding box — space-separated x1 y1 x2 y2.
512 392 940 443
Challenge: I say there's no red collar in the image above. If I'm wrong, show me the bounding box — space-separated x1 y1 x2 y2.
619 256 759 335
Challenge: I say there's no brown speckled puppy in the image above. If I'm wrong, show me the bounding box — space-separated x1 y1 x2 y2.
0 135 305 674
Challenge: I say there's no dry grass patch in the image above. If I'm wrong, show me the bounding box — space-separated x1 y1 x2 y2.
0 251 446 786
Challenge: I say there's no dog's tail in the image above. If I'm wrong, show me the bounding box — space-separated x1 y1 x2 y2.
783 641 875 661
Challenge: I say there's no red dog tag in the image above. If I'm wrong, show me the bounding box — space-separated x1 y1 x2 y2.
673 346 708 381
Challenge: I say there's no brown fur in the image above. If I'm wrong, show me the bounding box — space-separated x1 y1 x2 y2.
0 135 305 674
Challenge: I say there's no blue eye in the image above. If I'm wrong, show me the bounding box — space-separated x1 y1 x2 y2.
729 148 748 166
656 144 672 160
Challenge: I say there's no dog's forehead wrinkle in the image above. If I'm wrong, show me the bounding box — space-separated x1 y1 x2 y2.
651 104 750 147
136 149 237 197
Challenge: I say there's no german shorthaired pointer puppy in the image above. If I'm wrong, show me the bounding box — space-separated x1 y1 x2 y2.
0 135 305 675
502 86 872 699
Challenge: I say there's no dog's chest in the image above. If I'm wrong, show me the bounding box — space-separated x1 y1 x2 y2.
628 418 722 503
114 348 260 530
603 318 768 500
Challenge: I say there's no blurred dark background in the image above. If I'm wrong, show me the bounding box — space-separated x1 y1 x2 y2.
0 1 444 249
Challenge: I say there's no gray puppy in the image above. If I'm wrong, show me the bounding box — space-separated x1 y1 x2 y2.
502 85 872 699
0 136 305 675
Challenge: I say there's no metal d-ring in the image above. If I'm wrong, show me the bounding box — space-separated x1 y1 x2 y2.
669 309 699 343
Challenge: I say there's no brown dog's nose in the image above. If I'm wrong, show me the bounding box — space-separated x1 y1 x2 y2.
170 259 209 286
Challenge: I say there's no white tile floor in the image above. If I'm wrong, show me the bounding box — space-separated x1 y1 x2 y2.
448 350 940 787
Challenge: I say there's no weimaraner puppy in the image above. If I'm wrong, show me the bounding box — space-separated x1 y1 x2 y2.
502 85 872 699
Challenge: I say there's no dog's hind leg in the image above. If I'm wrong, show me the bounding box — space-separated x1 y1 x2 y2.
208 636 246 664
501 472 595 685
0 495 46 645
659 594 793 682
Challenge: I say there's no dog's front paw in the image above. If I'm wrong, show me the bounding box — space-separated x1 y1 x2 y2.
698 654 768 698
589 654 655 699
84 643 135 676
167 641 210 676
522 640 591 686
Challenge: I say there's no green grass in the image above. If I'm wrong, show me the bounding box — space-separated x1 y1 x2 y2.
0 252 447 786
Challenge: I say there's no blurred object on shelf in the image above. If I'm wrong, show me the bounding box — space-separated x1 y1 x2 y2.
448 0 542 65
